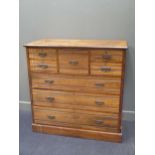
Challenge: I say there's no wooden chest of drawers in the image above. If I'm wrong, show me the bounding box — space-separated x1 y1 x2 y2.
25 39 127 142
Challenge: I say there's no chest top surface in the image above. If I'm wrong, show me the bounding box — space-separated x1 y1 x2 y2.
25 39 128 49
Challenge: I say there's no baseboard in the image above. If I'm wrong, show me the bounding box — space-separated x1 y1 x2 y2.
19 100 135 121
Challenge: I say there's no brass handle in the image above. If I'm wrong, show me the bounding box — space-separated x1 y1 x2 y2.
38 52 47 57
95 101 105 106
46 97 55 102
95 120 103 124
38 64 48 69
102 54 112 60
44 80 54 84
100 66 111 72
69 60 79 65
48 115 55 120
95 83 104 87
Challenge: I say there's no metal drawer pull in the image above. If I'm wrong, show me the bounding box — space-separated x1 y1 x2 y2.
46 97 55 102
100 66 111 72
102 54 112 60
95 83 104 87
95 101 105 106
95 120 103 124
37 64 48 69
48 115 55 120
69 60 79 65
38 52 47 57
44 80 54 84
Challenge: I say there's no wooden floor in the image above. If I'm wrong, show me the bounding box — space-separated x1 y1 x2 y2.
19 104 135 155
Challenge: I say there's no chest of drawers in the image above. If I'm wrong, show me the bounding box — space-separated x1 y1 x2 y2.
25 39 127 142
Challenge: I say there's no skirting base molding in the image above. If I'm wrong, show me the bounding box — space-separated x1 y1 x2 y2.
32 123 122 142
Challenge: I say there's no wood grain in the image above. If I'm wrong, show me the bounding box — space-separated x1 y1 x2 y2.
59 49 89 75
33 106 119 129
29 48 57 60
91 49 123 63
32 89 120 113
30 60 57 73
25 39 127 49
26 48 35 123
31 73 121 95
90 62 122 76
32 123 122 142
25 39 127 142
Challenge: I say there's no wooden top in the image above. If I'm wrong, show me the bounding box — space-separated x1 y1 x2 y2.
25 39 128 49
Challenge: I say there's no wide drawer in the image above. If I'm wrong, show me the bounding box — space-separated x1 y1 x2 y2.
31 73 121 95
32 89 120 113
91 50 123 63
33 106 120 131
59 49 89 75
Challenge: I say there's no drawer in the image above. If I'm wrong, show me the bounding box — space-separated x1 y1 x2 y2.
91 62 122 76
30 60 57 73
59 49 89 75
91 50 123 63
29 48 57 61
33 106 120 131
31 73 121 95
32 89 120 113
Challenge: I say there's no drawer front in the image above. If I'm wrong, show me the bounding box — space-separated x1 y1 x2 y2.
29 48 57 61
59 49 89 75
30 60 57 73
33 107 119 129
91 62 122 76
31 74 121 95
32 89 120 113
91 50 123 63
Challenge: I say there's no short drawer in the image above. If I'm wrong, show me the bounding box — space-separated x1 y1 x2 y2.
91 50 123 63
31 73 121 95
30 60 57 73
90 62 122 76
29 48 57 61
32 89 120 113
59 49 89 75
33 106 120 130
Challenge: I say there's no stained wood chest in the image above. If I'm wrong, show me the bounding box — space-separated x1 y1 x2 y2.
25 39 127 142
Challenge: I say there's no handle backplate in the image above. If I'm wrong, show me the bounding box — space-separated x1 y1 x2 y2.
48 115 55 120
69 60 79 65
46 97 55 102
100 66 111 72
38 52 47 57
38 64 48 69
